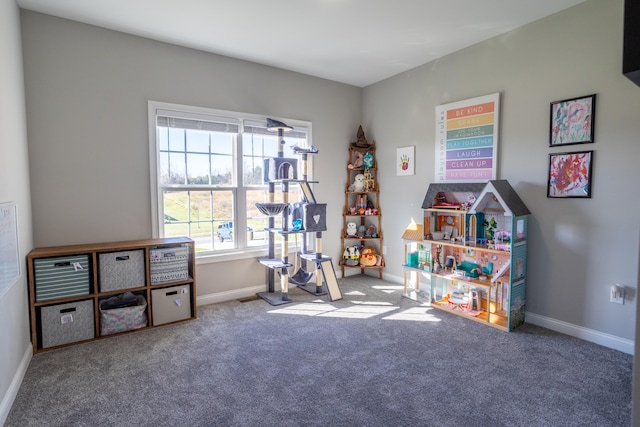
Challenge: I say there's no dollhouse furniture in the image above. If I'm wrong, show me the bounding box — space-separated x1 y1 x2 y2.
420 180 530 331
401 223 430 302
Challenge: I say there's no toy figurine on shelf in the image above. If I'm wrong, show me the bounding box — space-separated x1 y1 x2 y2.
351 125 370 149
433 244 443 273
363 151 374 169
363 169 375 191
351 195 367 215
365 224 377 238
348 151 364 169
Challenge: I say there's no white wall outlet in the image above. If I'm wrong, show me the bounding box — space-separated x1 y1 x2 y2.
382 245 387 255
610 284 624 304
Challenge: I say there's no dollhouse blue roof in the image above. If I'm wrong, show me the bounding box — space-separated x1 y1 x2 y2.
468 180 530 217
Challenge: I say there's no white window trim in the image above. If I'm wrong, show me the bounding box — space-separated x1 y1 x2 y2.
148 101 313 262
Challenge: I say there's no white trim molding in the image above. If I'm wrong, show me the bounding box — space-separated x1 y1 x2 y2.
197 285 265 306
0 344 32 426
526 312 634 355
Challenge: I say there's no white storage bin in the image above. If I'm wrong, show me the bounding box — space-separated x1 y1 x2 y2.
151 284 192 326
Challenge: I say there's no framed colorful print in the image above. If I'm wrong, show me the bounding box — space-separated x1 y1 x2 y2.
397 146 415 176
549 94 596 146
547 150 593 198
435 93 500 182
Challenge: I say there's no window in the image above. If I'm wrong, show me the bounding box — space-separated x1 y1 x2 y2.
149 102 311 258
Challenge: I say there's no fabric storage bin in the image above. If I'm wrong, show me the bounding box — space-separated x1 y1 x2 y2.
303 203 327 232
99 250 145 292
41 299 95 348
34 255 91 302
99 294 148 335
150 246 189 285
151 284 191 326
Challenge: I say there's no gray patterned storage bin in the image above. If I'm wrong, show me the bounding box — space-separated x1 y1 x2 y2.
33 255 91 302
149 246 189 285
99 250 145 292
41 299 95 348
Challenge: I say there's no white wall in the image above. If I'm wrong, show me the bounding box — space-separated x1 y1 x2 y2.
363 0 640 345
20 10 362 299
0 1 34 424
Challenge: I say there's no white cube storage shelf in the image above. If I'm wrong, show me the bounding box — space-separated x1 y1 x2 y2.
27 237 196 353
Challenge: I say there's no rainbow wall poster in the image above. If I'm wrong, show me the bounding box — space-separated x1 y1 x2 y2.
435 93 500 182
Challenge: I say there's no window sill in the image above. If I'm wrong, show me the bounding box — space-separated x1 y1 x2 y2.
195 243 298 265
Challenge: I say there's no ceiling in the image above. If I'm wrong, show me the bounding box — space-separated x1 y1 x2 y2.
17 0 586 87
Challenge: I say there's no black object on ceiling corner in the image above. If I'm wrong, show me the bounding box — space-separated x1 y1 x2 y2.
623 0 640 86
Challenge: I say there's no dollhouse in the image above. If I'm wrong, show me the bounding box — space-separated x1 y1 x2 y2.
413 180 530 331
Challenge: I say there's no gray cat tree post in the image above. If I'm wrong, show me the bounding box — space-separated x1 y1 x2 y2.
256 118 342 306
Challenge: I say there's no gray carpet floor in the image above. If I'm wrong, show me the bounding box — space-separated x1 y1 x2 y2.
6 275 633 426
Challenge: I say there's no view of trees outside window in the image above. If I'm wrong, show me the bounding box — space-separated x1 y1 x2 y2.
154 110 309 255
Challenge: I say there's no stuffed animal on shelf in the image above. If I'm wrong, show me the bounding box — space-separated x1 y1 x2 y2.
363 152 374 169
348 151 364 169
349 174 365 192
360 246 378 266
365 224 377 238
346 222 357 236
343 246 360 266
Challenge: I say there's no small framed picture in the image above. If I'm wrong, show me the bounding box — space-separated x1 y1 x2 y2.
396 146 415 176
547 150 594 198
549 94 596 146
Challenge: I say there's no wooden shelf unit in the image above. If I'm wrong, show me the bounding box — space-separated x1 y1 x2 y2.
27 237 196 353
340 144 384 278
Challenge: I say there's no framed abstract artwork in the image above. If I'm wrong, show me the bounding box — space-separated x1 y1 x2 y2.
549 94 596 146
547 150 594 198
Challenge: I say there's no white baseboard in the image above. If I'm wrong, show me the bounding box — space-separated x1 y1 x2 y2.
526 312 634 355
0 344 32 426
196 285 265 306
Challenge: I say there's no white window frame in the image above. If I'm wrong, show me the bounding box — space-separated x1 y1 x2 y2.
148 101 313 263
